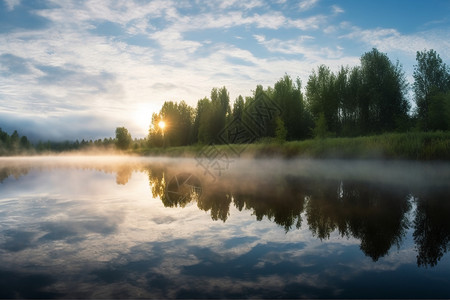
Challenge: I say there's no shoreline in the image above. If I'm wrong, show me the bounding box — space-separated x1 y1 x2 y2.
135 131 450 161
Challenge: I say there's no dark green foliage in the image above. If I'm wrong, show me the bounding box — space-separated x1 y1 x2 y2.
3 48 449 156
273 75 308 140
360 49 409 133
0 128 34 155
306 65 339 134
306 48 410 137
115 127 132 150
413 49 450 131
313 112 329 139
194 97 212 144
274 117 287 142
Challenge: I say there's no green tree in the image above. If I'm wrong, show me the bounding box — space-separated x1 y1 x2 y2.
275 117 287 142
196 97 213 144
148 101 194 147
313 112 329 139
115 127 132 150
273 74 307 140
19 136 31 150
231 95 245 121
360 48 409 133
306 65 338 134
428 92 450 131
148 113 164 147
345 66 364 136
413 49 450 130
10 130 19 151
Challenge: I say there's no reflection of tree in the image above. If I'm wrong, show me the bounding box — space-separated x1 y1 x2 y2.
115 166 133 185
413 187 450 267
306 179 345 239
166 173 202 208
198 191 232 222
344 182 411 261
147 167 167 204
306 180 411 261
0 166 30 183
232 175 306 231
4 159 450 267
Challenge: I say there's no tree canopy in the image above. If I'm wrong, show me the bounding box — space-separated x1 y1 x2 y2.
413 49 450 131
145 48 448 148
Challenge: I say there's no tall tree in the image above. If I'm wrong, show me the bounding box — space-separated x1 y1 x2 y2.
153 100 194 147
360 48 409 133
413 49 450 130
115 127 132 150
273 74 307 140
306 65 338 135
196 97 213 144
148 112 164 147
210 86 231 143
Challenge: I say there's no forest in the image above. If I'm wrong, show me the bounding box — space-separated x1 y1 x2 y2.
146 48 450 148
1 48 449 155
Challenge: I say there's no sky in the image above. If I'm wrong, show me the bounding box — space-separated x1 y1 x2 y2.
0 0 449 141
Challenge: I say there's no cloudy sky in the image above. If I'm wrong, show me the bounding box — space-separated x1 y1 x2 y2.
1 0 449 141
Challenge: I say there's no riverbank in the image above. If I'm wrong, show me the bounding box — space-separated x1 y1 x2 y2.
135 131 450 160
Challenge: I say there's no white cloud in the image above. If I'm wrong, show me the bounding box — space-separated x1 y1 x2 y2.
331 5 344 14
2 0 449 140
288 14 327 30
219 0 265 10
341 26 450 58
299 0 319 12
3 0 20 11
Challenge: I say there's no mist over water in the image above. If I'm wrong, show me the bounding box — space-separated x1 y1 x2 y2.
0 156 449 298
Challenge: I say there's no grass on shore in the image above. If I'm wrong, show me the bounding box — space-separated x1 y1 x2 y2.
135 131 450 160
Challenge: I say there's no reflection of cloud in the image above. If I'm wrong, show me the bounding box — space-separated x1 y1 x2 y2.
0 53 32 75
0 157 449 298
1 229 37 252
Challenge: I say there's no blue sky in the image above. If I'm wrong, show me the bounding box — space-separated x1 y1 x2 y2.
1 0 449 141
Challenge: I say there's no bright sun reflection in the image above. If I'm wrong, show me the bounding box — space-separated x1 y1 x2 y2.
158 120 166 130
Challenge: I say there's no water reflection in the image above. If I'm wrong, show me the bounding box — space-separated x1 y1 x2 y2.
1 157 450 298
2 156 447 268
414 186 450 267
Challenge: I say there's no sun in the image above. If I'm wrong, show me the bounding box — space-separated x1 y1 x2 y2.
158 120 166 130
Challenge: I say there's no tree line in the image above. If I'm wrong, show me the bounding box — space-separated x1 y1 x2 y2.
0 128 32 155
2 48 449 154
145 48 449 148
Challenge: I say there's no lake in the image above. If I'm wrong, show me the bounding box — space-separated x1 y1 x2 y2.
0 156 449 298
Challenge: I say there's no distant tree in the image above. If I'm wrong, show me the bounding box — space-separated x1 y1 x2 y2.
0 128 10 148
413 49 450 130
19 136 31 149
10 130 19 151
115 127 132 150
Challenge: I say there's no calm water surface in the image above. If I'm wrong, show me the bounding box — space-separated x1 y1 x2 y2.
0 156 449 298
